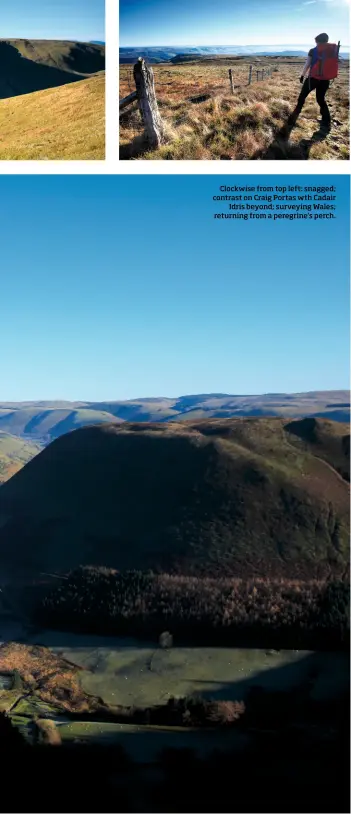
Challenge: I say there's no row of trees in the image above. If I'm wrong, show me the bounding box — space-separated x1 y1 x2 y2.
39 566 350 649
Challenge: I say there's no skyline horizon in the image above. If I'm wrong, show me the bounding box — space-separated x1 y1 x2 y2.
1 386 349 402
120 42 349 48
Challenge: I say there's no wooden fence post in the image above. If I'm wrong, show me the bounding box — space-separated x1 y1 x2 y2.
228 68 234 94
256 70 259 82
133 57 164 149
248 65 252 85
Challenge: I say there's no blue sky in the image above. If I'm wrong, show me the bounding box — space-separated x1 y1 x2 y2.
1 0 105 42
0 174 349 401
120 0 350 47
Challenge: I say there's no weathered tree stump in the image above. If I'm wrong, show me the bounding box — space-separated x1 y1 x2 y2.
133 58 165 149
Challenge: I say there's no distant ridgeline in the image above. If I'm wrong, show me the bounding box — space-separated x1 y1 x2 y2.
119 45 350 64
0 390 348 444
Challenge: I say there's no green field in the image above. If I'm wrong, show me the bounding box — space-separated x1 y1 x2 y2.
1 627 348 755
47 636 349 708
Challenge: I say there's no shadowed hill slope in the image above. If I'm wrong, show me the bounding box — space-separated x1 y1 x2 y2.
0 418 348 580
0 40 105 99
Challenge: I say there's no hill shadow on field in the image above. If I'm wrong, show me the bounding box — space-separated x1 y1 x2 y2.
254 119 330 160
0 42 85 100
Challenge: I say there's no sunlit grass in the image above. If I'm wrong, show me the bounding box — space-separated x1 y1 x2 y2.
0 74 105 160
120 58 349 161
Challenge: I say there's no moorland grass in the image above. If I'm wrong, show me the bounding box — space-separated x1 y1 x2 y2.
0 74 105 160
120 57 349 161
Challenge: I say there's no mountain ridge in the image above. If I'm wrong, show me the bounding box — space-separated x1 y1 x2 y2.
0 39 105 100
0 416 348 581
0 390 348 444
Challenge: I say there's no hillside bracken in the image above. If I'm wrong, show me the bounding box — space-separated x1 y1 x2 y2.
120 58 349 160
39 567 350 649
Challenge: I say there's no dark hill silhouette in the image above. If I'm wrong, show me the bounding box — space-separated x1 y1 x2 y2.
0 417 348 581
0 40 105 99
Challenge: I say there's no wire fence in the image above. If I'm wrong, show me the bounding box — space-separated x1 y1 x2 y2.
120 62 277 105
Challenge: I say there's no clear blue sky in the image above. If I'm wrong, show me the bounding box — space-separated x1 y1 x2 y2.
0 174 349 401
1 0 105 42
120 0 350 47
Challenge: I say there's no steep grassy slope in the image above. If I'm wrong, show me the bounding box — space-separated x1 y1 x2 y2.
0 391 348 442
0 418 348 580
0 40 105 99
120 56 349 160
0 433 41 483
0 73 105 160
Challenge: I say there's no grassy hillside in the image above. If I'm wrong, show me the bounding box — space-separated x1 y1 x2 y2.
0 391 348 442
120 56 349 160
0 40 105 160
0 73 105 160
0 433 41 483
0 406 120 443
0 417 348 580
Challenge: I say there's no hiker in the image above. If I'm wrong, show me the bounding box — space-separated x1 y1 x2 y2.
289 34 340 129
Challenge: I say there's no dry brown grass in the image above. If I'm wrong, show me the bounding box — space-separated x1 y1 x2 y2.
0 73 105 160
0 642 93 713
119 57 349 161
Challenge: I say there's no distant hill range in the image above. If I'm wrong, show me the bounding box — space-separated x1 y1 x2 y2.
0 391 348 446
0 39 105 99
0 417 349 581
119 45 349 64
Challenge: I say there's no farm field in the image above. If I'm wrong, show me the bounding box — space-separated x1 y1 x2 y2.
119 56 349 160
1 624 348 749
44 637 350 709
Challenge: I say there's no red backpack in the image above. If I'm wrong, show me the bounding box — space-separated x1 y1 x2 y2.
310 42 340 80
